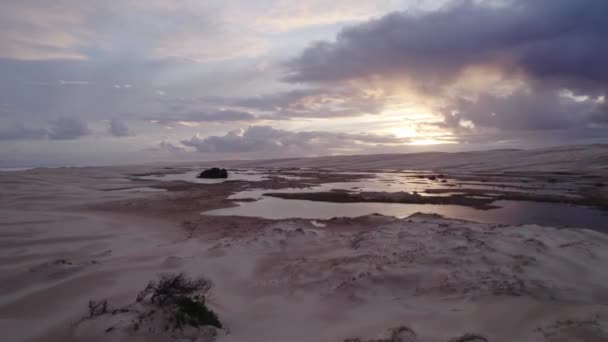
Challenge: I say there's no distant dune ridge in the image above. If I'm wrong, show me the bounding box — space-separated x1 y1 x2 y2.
220 144 608 173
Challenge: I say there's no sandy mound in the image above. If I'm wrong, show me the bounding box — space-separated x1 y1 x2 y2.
199 214 608 341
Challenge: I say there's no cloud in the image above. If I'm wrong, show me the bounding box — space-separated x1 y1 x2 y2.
0 1 89 61
1 0 607 167
48 117 90 140
234 87 386 118
589 99 608 124
162 86 390 121
0 118 91 141
283 0 608 145
156 141 188 153
181 125 404 154
181 110 256 122
0 1 442 63
149 109 256 125
0 1 268 62
108 118 131 137
245 0 410 32
436 89 608 146
28 80 91 86
440 89 592 132
0 124 48 141
285 0 608 91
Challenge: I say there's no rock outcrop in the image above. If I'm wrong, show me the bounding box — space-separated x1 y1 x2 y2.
198 168 228 179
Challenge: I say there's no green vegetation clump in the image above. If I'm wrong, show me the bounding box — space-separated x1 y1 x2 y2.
136 273 211 305
82 272 222 334
174 296 222 329
136 273 221 330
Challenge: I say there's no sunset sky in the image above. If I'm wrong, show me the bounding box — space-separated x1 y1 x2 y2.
1 0 607 167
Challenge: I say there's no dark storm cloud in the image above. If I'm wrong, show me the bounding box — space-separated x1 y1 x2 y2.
181 126 403 153
285 0 608 90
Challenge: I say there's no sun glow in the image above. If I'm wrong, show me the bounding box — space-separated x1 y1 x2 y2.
388 125 457 146
373 106 457 146
409 138 449 145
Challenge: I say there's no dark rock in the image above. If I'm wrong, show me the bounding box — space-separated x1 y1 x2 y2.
449 333 488 342
197 168 228 179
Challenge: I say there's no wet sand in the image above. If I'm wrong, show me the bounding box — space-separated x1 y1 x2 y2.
1 145 608 342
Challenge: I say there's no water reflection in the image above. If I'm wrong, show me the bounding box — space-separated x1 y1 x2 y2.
112 187 167 193
145 168 606 231
229 171 580 199
205 198 607 231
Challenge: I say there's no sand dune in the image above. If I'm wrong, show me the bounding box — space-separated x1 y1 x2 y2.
1 145 607 342
222 144 608 173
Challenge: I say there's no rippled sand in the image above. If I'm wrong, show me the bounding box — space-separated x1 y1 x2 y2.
1 145 608 342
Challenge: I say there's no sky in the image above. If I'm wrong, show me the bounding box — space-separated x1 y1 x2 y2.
0 0 607 167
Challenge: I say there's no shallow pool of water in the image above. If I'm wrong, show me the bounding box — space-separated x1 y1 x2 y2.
229 171 579 199
113 187 167 193
142 168 605 231
205 197 607 231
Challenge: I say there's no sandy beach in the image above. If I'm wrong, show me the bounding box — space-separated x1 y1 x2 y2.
1 145 608 342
